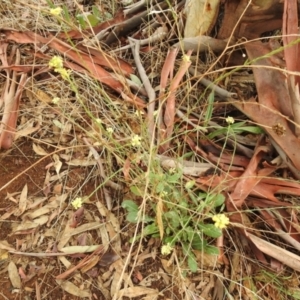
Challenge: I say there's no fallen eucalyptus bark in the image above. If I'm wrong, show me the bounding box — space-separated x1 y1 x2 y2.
173 36 233 53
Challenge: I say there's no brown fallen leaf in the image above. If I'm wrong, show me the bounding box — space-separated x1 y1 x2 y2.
8 261 21 289
247 232 300 272
56 280 91 298
117 286 160 298
2 30 126 92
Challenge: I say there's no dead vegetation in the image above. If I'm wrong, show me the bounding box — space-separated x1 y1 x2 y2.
1 0 300 299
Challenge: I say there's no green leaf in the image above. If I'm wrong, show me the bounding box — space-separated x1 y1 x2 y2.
165 211 181 229
86 14 99 27
167 172 182 183
126 211 138 223
92 5 101 18
76 15 86 28
233 126 264 134
143 223 158 236
156 181 165 193
191 235 205 250
212 194 225 207
199 224 222 238
182 243 198 272
130 186 143 196
188 253 198 272
204 245 220 255
121 200 138 212
204 91 214 126
130 74 142 86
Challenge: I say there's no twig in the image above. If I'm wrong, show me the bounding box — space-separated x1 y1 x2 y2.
129 37 156 142
189 66 236 99
112 26 167 53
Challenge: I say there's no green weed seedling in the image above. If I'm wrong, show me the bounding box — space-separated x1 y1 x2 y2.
122 166 227 272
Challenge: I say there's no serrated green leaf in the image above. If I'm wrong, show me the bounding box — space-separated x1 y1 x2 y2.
167 172 182 183
130 186 143 196
126 211 138 223
191 235 205 250
165 211 180 229
156 181 165 193
188 253 198 272
143 223 158 236
199 223 222 238
204 245 220 255
213 194 225 207
121 200 138 212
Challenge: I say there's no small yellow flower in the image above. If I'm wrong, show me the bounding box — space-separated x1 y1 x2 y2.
160 191 168 198
161 243 173 255
225 116 235 125
52 97 60 104
95 118 102 124
72 197 83 209
50 7 63 16
168 167 176 174
49 56 63 70
182 54 191 63
57 68 71 80
185 180 195 189
131 134 142 147
134 110 144 117
212 214 230 229
106 127 114 134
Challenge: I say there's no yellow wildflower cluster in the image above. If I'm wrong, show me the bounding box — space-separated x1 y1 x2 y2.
131 134 142 147
50 7 62 16
52 97 60 104
225 116 235 125
71 197 83 209
161 243 173 255
49 56 71 80
212 214 230 229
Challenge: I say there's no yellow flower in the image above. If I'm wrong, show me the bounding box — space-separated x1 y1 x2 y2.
107 127 114 134
50 7 62 16
49 56 63 70
182 54 191 63
52 97 60 104
160 191 168 198
57 68 71 80
134 110 144 117
225 116 235 125
131 134 142 147
185 180 195 189
72 197 83 209
212 214 229 229
161 243 173 255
